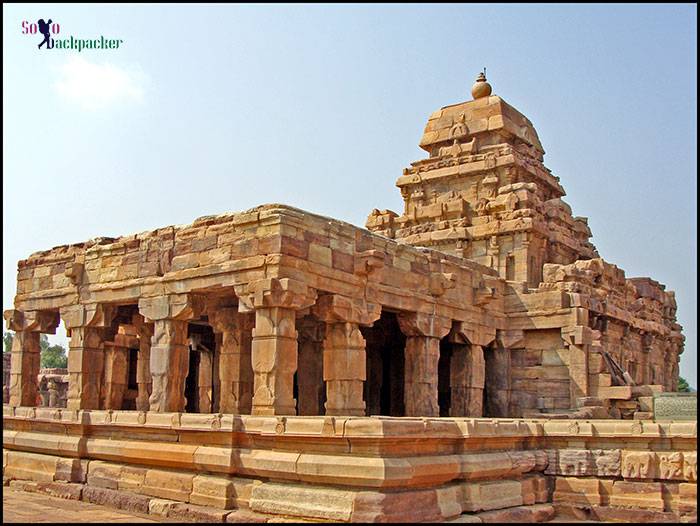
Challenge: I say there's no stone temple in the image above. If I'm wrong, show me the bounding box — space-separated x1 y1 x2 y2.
3 74 696 523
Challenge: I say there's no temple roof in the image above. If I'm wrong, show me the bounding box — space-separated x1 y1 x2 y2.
418 95 544 155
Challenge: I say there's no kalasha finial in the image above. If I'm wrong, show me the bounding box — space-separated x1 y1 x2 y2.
471 68 492 100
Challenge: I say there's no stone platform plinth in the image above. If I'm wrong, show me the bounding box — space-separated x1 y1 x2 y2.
2 405 697 522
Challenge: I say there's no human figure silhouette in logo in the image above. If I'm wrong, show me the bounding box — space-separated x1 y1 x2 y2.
37 19 52 49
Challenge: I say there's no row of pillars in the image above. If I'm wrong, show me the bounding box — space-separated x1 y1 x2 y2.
4 280 490 417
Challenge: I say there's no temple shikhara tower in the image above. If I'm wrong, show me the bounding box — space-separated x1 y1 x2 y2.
3 73 695 523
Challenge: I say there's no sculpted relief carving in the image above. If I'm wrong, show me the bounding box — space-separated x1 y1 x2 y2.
593 449 621 477
621 451 657 480
658 451 684 480
683 452 697 482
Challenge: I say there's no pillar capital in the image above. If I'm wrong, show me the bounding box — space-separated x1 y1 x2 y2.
210 306 253 334
429 272 456 297
496 329 524 349
297 316 325 343
138 294 205 322
238 278 317 312
451 321 495 348
354 250 385 277
312 295 381 326
398 312 451 339
4 309 59 334
60 303 116 330
561 325 600 346
131 312 154 334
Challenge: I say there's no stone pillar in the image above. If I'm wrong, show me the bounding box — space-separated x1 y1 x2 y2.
313 295 381 417
3 310 59 408
60 304 115 410
562 320 599 406
640 333 652 385
296 318 325 416
514 235 530 283
212 337 221 413
138 294 203 413
239 278 316 416
251 307 297 415
210 307 254 414
197 349 212 413
8 331 40 407
103 339 129 410
132 314 153 412
449 344 485 417
152 319 189 412
397 312 451 417
447 322 499 417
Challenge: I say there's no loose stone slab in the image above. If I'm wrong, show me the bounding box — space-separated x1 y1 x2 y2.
654 393 697 421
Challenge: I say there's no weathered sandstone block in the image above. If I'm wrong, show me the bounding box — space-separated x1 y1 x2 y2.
610 480 665 510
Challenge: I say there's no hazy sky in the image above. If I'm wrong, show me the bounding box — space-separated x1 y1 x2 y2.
3 4 697 387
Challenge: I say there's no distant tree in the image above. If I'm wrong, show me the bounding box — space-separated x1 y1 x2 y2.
40 335 67 369
678 376 691 393
3 333 67 368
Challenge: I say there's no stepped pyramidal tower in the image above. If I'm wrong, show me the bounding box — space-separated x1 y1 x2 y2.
367 71 598 285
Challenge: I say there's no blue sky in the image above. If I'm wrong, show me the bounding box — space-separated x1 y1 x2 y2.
3 4 697 387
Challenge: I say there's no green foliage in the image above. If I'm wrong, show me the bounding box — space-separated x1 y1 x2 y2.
41 344 67 369
678 376 691 393
3 331 67 368
40 335 67 369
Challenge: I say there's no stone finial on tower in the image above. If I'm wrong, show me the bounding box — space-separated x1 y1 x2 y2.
471 69 492 100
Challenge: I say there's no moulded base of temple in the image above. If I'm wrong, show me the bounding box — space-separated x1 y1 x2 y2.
2 406 696 522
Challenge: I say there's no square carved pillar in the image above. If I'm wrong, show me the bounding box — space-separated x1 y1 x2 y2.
8 331 40 407
238 278 316 416
296 318 325 416
322 322 367 416
562 322 599 406
465 344 485 416
103 341 129 410
210 307 254 414
60 304 115 410
132 314 153 412
640 333 653 386
139 294 204 413
449 344 468 416
151 319 189 412
398 313 451 417
446 342 485 417
449 323 498 417
313 295 381 417
4 310 59 408
198 348 213 413
251 306 298 415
